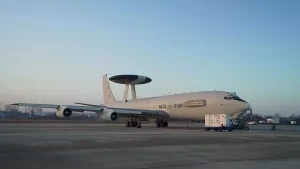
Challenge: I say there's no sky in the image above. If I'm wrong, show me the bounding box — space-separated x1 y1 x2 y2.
0 0 299 115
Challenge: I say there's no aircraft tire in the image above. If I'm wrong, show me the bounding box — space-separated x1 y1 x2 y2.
159 122 164 128
164 122 168 127
128 121 132 127
137 121 141 128
156 121 160 128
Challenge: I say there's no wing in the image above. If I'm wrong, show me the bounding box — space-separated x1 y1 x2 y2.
74 102 169 120
11 103 59 109
75 102 102 107
11 103 103 112
12 103 169 121
105 107 169 121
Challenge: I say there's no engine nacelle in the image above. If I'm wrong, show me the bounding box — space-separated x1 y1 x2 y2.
56 106 73 118
100 110 118 121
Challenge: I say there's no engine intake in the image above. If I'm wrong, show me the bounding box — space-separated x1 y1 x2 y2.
100 110 118 121
63 108 72 117
56 106 73 118
110 112 117 121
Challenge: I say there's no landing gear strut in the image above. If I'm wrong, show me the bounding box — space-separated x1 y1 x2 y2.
126 119 141 128
156 121 168 128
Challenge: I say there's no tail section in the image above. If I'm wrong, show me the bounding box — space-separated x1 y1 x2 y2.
103 74 116 104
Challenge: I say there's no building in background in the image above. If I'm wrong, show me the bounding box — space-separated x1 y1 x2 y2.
266 118 280 124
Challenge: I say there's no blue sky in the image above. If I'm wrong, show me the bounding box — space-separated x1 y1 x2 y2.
0 0 299 115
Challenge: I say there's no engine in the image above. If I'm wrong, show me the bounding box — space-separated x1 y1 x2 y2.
56 106 73 118
100 110 118 121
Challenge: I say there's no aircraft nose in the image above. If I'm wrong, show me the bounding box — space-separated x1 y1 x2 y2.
245 102 251 111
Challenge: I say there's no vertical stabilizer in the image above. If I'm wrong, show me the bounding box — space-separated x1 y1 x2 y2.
103 74 116 104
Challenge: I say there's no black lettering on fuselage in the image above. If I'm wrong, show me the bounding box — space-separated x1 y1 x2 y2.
174 103 183 108
159 103 183 109
158 104 167 109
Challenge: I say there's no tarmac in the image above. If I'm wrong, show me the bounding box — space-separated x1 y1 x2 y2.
1 122 300 169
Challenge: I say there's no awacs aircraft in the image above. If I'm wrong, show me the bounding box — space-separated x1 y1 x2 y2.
12 74 251 128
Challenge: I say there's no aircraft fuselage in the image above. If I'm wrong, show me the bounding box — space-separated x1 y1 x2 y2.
105 91 250 121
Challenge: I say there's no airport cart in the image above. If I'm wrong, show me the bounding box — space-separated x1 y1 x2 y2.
205 113 233 132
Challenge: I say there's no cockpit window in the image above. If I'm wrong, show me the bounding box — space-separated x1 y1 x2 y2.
225 94 247 102
232 96 246 102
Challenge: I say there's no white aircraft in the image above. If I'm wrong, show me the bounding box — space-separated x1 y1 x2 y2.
12 74 251 128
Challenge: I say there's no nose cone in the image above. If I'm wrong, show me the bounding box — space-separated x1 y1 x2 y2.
231 101 251 119
244 102 251 111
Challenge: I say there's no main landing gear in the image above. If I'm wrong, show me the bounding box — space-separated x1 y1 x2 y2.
126 120 142 128
156 121 168 128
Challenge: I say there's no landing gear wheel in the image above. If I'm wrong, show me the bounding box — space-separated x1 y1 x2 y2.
126 120 140 128
137 121 141 128
164 122 168 127
156 121 168 128
132 121 137 127
159 122 164 127
156 121 160 128
128 121 132 127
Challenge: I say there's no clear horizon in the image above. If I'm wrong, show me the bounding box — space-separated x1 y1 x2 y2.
1 0 300 115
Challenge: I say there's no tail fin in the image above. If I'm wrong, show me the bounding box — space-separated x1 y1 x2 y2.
103 74 116 104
